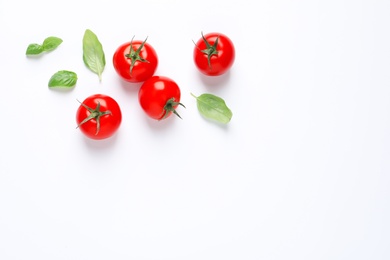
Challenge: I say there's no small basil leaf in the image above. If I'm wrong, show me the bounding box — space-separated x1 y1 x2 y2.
191 93 233 124
82 29 105 81
48 70 77 88
26 43 44 55
42 36 63 52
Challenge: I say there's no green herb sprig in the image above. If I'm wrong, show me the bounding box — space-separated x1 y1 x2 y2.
26 36 63 56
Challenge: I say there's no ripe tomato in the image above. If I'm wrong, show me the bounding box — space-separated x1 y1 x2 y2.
193 32 235 76
113 37 158 83
138 76 185 120
76 94 122 140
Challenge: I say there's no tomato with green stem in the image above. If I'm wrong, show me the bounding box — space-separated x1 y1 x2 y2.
138 76 185 120
76 94 122 140
193 32 235 76
113 36 158 83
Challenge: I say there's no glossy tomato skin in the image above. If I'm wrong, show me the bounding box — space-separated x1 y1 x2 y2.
138 76 182 120
193 32 235 76
76 94 122 140
113 40 158 83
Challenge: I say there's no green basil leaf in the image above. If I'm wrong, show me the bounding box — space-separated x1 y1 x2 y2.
48 70 78 88
26 43 44 55
82 29 105 81
42 36 63 52
191 93 233 124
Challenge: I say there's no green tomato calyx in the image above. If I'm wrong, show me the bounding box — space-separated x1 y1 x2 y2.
162 98 185 120
125 36 150 76
197 32 219 69
77 100 112 135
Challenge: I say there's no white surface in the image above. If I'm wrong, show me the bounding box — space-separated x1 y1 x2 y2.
1 0 390 259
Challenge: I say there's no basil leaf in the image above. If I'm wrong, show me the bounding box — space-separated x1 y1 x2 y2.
191 93 233 124
48 70 77 88
26 36 62 56
82 29 105 81
42 36 63 52
26 44 44 55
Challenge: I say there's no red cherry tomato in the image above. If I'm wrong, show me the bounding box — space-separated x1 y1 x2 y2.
193 32 235 76
138 76 185 120
113 37 158 83
76 94 122 140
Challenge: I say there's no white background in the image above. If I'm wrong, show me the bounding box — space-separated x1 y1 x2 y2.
0 0 389 259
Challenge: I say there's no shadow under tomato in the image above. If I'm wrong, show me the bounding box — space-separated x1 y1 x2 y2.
82 131 119 150
141 111 183 132
197 70 231 90
117 77 142 96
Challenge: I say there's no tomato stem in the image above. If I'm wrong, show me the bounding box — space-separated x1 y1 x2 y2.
162 98 185 120
76 100 112 135
199 32 219 69
125 36 150 76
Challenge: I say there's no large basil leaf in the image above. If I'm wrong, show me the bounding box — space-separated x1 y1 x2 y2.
82 29 105 81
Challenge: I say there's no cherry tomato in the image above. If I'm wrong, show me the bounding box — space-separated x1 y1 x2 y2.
113 37 158 83
76 94 122 140
193 32 235 76
138 76 185 120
